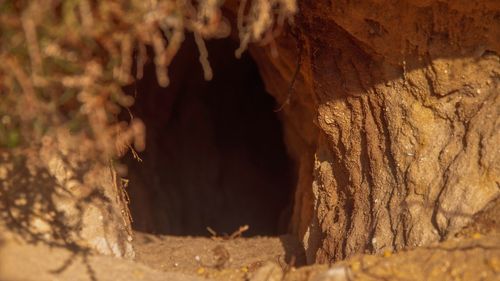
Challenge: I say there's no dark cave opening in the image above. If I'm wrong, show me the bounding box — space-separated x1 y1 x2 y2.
123 36 296 237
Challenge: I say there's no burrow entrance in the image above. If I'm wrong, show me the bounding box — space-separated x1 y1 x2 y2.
124 36 296 237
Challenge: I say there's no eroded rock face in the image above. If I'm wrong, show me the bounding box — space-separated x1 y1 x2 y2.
0 130 134 258
246 0 500 263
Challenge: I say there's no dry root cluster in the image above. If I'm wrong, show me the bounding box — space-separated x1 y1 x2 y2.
0 0 296 166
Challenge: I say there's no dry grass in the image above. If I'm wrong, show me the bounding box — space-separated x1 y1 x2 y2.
0 0 296 165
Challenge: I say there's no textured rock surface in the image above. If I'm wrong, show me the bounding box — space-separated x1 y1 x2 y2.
241 0 500 263
0 231 204 281
0 130 134 258
285 234 500 281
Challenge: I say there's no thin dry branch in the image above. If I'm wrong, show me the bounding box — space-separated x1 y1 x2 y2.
194 32 213 81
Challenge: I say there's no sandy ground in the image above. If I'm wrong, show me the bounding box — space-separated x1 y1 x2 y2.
133 233 306 280
0 202 499 281
0 235 204 281
0 232 499 281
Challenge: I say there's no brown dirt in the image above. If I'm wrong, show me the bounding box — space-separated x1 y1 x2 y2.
133 232 306 280
286 234 500 281
1 227 499 281
0 230 203 281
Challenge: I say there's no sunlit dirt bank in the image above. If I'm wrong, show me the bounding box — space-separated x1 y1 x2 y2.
0 0 499 280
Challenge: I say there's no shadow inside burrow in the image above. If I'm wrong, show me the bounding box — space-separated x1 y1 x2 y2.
122 34 298 238
278 235 307 268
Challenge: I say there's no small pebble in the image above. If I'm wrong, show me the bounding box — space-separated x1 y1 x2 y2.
196 267 205 275
249 262 283 281
311 266 350 281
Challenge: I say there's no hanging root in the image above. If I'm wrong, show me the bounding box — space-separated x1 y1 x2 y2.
194 32 213 81
236 0 297 58
275 29 303 112
0 0 298 164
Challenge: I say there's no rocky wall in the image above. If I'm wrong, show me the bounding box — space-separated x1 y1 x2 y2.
244 0 500 263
